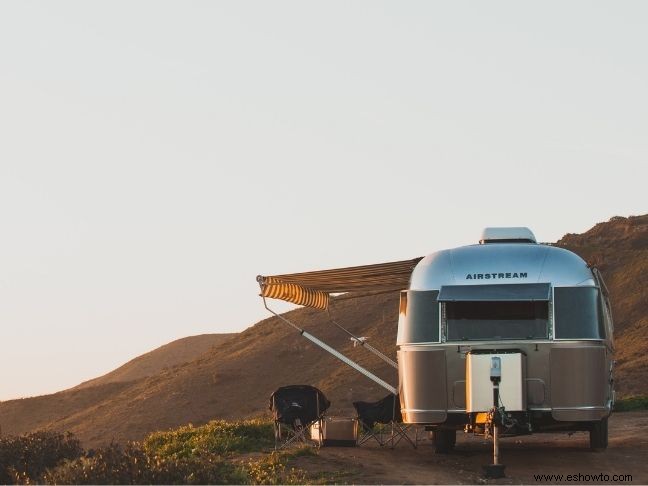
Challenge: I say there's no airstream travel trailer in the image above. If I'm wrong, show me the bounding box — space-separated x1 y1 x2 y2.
398 227 614 452
257 226 614 455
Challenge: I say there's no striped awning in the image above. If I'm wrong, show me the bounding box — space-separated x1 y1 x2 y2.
257 257 423 309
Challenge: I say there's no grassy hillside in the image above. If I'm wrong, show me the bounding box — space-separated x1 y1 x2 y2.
75 333 237 389
0 215 645 447
0 294 400 446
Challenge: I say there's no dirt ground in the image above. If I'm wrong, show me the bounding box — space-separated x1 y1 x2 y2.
291 411 648 484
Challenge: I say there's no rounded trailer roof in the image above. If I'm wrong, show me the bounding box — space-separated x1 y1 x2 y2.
410 243 595 291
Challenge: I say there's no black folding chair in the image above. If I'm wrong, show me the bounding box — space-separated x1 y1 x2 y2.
269 385 331 450
353 393 417 449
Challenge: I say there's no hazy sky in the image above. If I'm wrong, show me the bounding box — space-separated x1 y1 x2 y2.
1 1 646 400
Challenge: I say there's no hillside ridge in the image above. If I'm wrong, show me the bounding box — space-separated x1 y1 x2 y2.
74 333 237 390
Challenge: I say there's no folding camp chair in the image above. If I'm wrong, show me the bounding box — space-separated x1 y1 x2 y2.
353 393 417 449
269 385 331 450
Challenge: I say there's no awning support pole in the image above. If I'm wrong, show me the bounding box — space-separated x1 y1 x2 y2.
262 296 397 395
327 307 398 369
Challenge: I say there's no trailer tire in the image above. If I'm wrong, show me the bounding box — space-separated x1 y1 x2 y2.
589 417 608 451
431 429 456 454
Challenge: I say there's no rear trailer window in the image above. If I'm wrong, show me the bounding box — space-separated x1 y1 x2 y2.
445 301 548 341
554 287 604 339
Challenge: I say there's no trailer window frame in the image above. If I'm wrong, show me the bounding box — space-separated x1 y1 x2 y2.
593 268 614 343
552 286 606 341
441 299 550 342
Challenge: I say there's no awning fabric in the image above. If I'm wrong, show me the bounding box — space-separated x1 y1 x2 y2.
437 283 551 302
257 257 423 309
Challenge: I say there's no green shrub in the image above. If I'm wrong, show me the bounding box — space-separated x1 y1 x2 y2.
143 419 274 458
245 452 307 485
0 431 83 484
614 395 648 412
42 443 147 485
42 442 246 485
1 420 317 484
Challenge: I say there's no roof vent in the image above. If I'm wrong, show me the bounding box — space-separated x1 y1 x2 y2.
480 227 537 244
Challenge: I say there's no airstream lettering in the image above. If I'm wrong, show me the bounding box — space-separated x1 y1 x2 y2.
397 227 614 453
465 272 528 279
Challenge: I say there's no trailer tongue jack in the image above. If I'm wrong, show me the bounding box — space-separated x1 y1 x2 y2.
483 357 506 479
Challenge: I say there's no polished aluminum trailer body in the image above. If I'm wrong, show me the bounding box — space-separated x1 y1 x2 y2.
397 230 614 435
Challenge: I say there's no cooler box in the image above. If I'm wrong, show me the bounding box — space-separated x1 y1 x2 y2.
310 417 357 446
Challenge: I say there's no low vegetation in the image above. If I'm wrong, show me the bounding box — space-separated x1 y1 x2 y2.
143 418 275 458
614 395 648 412
0 431 83 484
0 420 332 484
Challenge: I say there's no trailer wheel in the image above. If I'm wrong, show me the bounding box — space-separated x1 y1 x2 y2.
431 429 456 454
589 417 608 451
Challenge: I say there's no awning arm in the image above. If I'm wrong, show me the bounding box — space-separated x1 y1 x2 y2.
262 295 397 395
326 306 398 369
